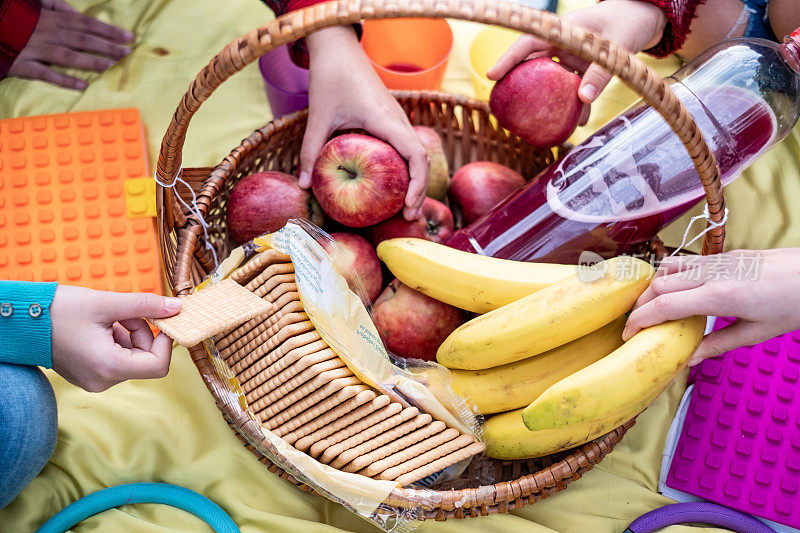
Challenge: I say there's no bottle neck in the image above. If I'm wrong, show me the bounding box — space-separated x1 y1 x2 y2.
783 29 800 74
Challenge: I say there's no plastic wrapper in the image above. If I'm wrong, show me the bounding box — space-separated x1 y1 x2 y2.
260 221 481 439
193 220 490 531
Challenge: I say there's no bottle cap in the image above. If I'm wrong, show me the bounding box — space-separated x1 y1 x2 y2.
788 27 800 47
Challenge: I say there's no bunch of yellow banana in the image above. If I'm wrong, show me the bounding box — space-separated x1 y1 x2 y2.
378 238 706 460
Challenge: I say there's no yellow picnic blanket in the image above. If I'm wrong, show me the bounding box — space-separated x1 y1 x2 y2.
1 0 798 531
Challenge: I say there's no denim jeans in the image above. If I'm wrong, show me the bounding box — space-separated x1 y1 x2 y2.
0 363 57 510
743 0 777 41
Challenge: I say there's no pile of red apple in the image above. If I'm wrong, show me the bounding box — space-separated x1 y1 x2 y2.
225 58 582 362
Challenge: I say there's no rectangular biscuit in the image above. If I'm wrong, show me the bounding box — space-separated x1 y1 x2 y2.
152 278 273 346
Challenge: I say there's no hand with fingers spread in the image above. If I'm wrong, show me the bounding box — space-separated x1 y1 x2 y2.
8 0 133 90
623 249 800 366
300 26 429 221
487 0 668 106
50 286 181 392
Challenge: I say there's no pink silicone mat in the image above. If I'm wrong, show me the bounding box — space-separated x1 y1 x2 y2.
666 317 800 528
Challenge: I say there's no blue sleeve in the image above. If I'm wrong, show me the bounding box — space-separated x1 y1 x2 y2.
0 281 58 368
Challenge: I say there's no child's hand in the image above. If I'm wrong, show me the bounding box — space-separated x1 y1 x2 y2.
301 26 429 221
487 0 668 105
623 249 800 366
50 286 181 392
8 0 133 90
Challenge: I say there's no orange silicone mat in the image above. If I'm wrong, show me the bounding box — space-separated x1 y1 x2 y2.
0 108 161 293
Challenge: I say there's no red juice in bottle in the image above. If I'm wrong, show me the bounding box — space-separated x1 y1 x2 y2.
447 32 800 263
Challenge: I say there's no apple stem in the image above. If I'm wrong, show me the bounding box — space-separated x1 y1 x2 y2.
337 165 358 180
426 219 438 235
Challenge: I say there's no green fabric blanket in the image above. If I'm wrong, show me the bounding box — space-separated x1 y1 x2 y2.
1 0 797 531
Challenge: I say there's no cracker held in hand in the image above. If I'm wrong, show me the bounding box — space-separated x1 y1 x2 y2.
153 278 273 346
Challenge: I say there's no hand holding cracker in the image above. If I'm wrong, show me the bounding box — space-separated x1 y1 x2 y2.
152 278 273 347
50 286 181 392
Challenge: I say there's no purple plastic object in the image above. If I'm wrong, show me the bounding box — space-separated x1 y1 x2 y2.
627 502 776 533
666 317 800 528
258 45 309 118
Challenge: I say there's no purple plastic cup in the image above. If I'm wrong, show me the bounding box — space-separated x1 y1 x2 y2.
258 45 309 118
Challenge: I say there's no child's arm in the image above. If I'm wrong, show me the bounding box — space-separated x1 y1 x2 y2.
262 2 429 221
768 0 800 44
0 281 181 392
49 286 181 392
302 27 429 221
0 281 59 368
630 0 706 58
670 0 767 58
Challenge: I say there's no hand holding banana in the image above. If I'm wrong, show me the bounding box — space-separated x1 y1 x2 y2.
378 238 706 460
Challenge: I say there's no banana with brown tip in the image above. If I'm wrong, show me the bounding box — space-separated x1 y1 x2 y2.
483 383 663 460
522 316 706 431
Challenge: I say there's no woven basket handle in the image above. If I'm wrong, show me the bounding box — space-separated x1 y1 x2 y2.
156 0 726 255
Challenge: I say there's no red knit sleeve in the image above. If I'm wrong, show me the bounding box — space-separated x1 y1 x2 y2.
600 0 706 58
0 0 41 79
261 0 360 69
285 0 328 13
261 0 327 17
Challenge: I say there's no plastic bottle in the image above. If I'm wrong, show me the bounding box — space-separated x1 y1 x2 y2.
446 29 800 263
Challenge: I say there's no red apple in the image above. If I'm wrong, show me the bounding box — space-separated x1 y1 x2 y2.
365 197 454 246
372 280 466 361
413 126 450 200
489 57 582 148
326 232 383 302
226 171 324 244
449 162 525 224
312 133 409 227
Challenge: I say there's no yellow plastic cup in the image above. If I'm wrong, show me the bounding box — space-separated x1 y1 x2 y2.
361 18 453 91
469 26 523 100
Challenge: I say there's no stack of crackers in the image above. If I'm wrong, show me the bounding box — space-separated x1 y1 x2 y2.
155 249 484 486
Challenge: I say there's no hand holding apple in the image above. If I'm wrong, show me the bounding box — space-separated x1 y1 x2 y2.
486 1 667 104
301 27 428 221
312 134 410 227
489 57 582 148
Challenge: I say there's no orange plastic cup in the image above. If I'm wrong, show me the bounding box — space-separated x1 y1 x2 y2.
361 18 453 91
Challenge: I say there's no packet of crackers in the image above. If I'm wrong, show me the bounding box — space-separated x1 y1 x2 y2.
258 221 482 453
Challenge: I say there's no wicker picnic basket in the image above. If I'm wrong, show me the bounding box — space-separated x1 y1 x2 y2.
154 0 727 522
